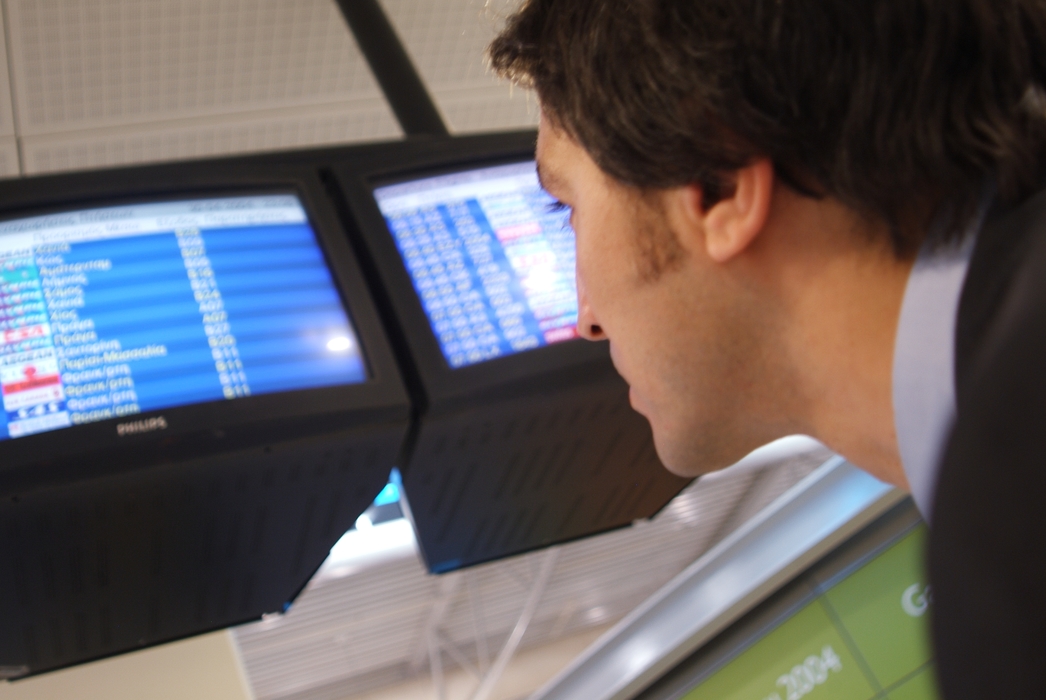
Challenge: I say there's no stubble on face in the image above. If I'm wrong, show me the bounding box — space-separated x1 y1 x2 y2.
593 193 775 473
611 189 806 476
629 192 686 283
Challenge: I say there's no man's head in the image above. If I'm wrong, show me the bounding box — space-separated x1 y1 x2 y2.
493 0 1046 253
491 0 1046 480
535 119 912 478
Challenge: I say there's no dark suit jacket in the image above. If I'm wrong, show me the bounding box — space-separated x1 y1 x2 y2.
931 188 1046 698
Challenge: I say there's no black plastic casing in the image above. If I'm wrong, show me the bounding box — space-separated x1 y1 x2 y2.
0 158 411 676
331 131 692 574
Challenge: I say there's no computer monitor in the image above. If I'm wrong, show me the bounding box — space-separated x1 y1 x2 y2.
0 194 367 439
333 131 692 573
0 161 410 676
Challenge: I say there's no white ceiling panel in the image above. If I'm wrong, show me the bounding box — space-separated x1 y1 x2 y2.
19 100 399 175
435 84 537 134
378 0 537 133
0 137 19 178
4 0 389 136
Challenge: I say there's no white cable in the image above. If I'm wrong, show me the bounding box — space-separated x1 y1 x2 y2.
470 547 559 700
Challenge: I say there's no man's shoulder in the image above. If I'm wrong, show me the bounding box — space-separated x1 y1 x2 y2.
957 185 1046 388
934 184 1046 699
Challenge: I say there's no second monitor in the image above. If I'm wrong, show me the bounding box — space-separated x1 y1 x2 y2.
334 132 692 573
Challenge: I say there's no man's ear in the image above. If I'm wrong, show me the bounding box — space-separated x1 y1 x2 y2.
670 159 775 263
705 159 774 262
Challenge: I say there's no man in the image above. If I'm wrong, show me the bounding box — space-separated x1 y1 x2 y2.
489 1 1046 698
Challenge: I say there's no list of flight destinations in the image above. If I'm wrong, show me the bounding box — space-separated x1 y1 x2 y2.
0 195 366 441
375 162 577 369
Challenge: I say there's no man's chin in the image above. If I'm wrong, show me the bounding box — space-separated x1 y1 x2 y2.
630 400 743 476
649 427 742 478
650 430 699 477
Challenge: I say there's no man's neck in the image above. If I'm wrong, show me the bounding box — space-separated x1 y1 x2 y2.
758 192 914 486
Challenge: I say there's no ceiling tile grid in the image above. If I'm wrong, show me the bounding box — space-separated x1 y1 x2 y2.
0 0 402 174
19 100 399 175
378 0 537 133
0 7 16 138
434 84 537 134
0 137 19 178
234 446 832 700
4 0 385 135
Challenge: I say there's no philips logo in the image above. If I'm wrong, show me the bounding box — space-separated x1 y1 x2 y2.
116 416 168 436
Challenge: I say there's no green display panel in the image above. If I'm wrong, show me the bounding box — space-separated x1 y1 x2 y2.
682 527 939 700
681 601 875 700
819 528 934 690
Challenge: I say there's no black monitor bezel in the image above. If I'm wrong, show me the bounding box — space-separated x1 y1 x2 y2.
332 131 616 409
0 160 409 493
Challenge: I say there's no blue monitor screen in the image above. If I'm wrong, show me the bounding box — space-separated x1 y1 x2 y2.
374 161 577 369
0 194 367 441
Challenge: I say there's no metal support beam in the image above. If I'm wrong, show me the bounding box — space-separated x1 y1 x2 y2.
334 0 449 136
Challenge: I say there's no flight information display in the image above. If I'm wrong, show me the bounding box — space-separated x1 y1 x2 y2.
0 195 366 442
374 161 577 369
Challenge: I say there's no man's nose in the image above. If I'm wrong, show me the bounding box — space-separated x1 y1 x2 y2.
576 275 606 341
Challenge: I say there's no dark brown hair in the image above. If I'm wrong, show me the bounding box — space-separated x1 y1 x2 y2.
490 0 1046 254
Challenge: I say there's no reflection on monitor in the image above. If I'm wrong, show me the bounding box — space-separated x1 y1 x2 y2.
374 161 577 368
0 194 366 441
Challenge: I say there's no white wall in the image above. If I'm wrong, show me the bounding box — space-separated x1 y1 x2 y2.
0 631 251 700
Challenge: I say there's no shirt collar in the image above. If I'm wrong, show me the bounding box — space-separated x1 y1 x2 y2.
892 195 990 520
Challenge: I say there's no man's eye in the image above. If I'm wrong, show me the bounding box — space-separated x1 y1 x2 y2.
545 200 571 214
